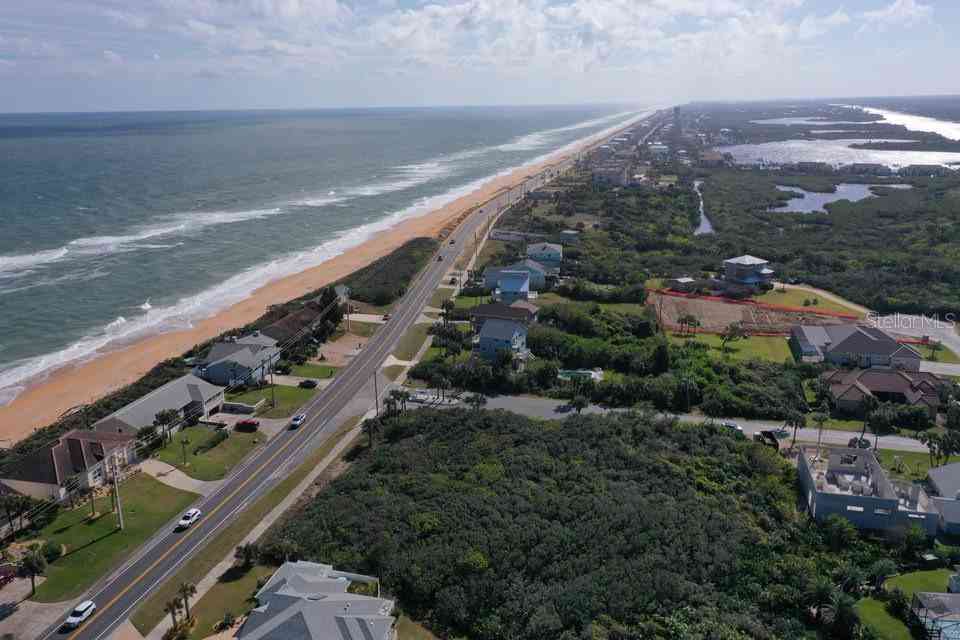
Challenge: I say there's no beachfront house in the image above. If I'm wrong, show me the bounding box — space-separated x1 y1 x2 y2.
476 319 529 366
193 332 281 387
93 374 225 437
236 561 396 640
483 259 548 290
797 445 938 536
722 255 775 288
526 242 562 268
493 271 531 305
789 324 922 370
0 430 136 500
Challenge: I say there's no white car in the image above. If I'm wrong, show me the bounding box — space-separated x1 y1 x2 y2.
64 600 96 628
176 508 202 530
290 414 307 429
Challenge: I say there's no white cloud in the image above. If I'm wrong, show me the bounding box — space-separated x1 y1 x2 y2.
102 49 122 63
862 0 932 28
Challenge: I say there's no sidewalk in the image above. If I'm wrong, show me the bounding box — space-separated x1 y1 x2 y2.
143 423 363 640
140 460 221 497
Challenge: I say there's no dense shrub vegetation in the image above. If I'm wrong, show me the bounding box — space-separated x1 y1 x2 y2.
338 236 438 306
266 409 889 639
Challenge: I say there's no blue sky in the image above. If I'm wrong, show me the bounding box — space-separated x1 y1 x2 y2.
0 0 955 112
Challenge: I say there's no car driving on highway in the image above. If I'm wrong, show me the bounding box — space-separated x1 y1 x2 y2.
176 508 202 531
290 413 307 429
64 600 96 629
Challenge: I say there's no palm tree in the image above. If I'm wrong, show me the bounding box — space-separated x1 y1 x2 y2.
858 395 879 443
436 376 450 401
383 397 398 419
441 299 455 326
18 549 46 595
805 575 836 623
467 393 487 411
570 395 589 414
811 406 829 457
178 582 197 621
677 375 698 412
821 591 859 637
389 389 406 415
787 411 807 449
164 599 180 628
234 542 259 569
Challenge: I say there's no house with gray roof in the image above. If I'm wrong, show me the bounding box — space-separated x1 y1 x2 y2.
526 242 562 268
790 323 921 370
236 561 395 640
492 270 530 305
0 430 136 500
722 255 774 287
925 462 960 535
483 259 549 290
476 318 529 366
94 374 225 436
194 332 281 386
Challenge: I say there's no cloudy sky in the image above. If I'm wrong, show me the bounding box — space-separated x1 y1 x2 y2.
0 0 954 112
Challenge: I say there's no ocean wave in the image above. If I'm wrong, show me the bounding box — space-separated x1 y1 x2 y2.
496 110 638 152
0 208 282 278
343 161 452 197
0 247 69 273
0 267 110 296
0 108 655 404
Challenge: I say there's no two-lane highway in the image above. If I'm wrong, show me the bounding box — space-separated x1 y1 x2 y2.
43 109 661 640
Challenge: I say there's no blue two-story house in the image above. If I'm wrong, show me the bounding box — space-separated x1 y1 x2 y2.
477 319 529 367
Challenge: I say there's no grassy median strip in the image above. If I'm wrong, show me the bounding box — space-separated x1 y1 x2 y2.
393 324 431 362
131 418 360 635
33 474 198 603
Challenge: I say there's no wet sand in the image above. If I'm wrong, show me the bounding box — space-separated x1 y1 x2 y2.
0 112 650 442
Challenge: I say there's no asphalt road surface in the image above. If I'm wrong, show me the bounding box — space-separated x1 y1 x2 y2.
45 112 662 640
480 395 928 452
44 179 509 640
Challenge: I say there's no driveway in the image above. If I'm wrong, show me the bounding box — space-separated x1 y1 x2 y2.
920 361 960 377
0 577 68 640
139 459 220 496
873 313 960 356
480 395 928 452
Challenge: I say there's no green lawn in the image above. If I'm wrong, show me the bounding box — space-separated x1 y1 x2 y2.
429 288 454 309
914 342 960 364
133 419 360 635
669 333 793 363
291 363 339 378
33 474 198 602
155 426 262 481
397 616 440 640
454 293 488 309
874 449 934 482
383 365 406 382
188 564 274 640
226 385 317 419
886 569 952 598
754 287 864 317
598 302 648 315
393 324 431 361
856 598 911 640
343 320 380 338
535 292 575 306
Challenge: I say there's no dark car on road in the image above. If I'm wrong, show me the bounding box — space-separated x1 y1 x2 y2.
848 437 871 449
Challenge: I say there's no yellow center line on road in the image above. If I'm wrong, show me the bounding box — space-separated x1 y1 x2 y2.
65 333 389 639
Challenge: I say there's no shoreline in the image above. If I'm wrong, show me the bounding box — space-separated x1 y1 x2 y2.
0 110 654 442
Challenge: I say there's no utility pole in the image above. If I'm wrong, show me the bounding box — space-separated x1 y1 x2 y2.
373 370 380 417
112 459 124 531
180 436 188 466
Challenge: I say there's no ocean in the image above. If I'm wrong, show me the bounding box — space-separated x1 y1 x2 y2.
0 105 647 404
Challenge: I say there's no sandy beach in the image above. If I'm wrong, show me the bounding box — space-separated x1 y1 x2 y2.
0 112 650 442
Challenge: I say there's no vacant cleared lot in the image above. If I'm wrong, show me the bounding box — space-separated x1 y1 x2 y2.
653 292 850 334
669 333 793 362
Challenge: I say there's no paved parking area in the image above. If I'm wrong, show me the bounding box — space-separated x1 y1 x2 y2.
0 577 69 640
